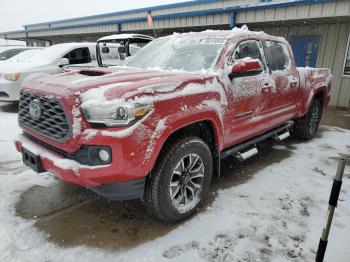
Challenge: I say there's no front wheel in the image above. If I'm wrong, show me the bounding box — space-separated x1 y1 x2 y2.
293 99 322 140
143 136 213 223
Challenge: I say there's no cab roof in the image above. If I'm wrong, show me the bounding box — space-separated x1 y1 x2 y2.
97 34 155 43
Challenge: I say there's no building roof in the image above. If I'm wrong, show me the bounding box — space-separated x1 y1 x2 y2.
0 0 342 40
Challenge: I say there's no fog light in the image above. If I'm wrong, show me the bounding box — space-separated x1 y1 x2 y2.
98 149 110 162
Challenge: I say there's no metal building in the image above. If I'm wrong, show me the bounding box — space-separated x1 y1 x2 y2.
1 0 350 108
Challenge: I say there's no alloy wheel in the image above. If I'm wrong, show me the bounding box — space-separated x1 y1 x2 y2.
169 153 205 212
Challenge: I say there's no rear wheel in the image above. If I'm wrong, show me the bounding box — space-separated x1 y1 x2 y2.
293 99 322 140
143 136 212 223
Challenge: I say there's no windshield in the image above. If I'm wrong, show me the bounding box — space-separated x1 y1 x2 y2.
0 49 26 60
8 49 42 62
126 36 226 72
99 43 121 66
98 42 141 66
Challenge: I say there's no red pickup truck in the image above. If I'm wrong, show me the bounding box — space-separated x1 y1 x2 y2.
15 29 331 223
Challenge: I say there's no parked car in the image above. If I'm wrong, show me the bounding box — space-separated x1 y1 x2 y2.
15 29 332 223
0 43 96 102
0 46 37 61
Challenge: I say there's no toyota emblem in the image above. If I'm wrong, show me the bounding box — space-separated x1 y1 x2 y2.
29 99 42 121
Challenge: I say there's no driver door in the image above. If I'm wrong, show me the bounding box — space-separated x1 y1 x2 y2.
225 39 272 146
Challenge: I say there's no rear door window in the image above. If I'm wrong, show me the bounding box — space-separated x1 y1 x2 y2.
264 41 291 73
343 34 350 76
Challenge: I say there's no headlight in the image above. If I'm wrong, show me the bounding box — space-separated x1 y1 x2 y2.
82 102 153 127
4 73 20 81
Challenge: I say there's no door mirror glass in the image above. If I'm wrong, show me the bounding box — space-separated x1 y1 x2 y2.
101 46 110 54
118 46 127 54
229 58 263 80
58 58 70 67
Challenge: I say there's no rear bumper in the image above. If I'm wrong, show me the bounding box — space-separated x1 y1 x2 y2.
0 79 20 101
15 133 146 200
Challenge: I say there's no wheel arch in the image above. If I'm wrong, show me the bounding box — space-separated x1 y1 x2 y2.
300 86 328 117
151 119 222 179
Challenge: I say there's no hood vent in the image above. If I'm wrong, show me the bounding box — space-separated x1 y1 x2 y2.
78 70 107 77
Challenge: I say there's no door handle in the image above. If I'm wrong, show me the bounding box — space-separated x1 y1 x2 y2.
290 80 298 88
262 83 272 92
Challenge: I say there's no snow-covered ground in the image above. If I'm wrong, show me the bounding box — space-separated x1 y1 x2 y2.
0 102 349 262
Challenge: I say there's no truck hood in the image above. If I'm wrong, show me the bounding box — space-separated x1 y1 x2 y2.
20 66 224 154
22 67 216 102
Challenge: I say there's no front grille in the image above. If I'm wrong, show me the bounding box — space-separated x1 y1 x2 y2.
19 91 71 142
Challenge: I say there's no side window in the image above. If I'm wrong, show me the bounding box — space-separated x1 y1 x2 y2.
129 46 141 56
63 48 91 65
343 34 350 76
229 40 264 67
88 47 96 61
264 41 290 73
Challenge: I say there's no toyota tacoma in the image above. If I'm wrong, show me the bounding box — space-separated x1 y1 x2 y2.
15 29 332 223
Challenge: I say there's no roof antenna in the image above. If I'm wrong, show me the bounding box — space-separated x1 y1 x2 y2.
241 25 249 30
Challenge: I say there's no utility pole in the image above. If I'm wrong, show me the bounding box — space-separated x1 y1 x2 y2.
316 158 346 262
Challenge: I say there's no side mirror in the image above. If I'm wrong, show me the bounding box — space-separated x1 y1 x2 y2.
229 58 263 80
118 46 127 54
101 46 110 54
58 58 70 67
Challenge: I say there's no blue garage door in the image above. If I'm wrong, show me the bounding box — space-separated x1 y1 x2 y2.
290 35 320 67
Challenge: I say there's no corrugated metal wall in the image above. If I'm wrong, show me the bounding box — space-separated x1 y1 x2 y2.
25 0 260 32
237 1 350 23
253 22 350 108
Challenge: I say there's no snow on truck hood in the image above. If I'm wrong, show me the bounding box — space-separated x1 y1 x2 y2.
23 67 222 105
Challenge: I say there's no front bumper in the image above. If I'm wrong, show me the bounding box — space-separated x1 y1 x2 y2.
0 79 20 101
15 133 146 200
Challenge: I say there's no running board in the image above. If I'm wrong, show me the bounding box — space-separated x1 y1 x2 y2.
235 147 258 161
274 131 290 142
220 122 293 160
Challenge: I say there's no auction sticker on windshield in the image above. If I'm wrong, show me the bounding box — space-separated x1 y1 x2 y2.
200 38 227 45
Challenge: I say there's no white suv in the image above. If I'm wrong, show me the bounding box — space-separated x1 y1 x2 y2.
0 43 96 102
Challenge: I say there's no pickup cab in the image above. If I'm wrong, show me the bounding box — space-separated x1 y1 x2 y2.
15 29 332 223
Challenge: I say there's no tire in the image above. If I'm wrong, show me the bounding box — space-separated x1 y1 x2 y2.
143 136 213 223
293 99 322 140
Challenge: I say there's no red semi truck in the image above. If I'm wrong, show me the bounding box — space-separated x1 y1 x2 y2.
15 29 332 222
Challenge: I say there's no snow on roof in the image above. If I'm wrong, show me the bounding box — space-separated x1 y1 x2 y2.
160 26 287 46
26 42 96 64
98 34 155 42
49 42 96 48
172 27 267 39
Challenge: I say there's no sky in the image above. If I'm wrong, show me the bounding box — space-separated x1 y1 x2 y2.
0 0 189 32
